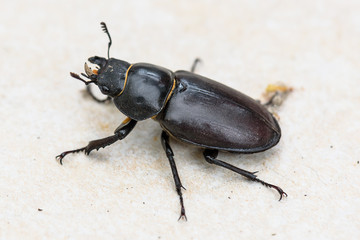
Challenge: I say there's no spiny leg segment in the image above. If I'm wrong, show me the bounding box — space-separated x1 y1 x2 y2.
161 131 187 221
56 118 137 164
203 149 287 201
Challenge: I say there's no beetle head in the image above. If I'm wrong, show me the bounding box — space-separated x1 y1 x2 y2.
70 22 130 97
70 57 130 97
89 57 130 97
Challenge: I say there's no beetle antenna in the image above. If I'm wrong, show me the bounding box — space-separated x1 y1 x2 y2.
70 72 97 85
100 22 112 59
81 73 91 79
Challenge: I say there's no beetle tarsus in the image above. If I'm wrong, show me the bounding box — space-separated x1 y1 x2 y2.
203 149 287 201
161 131 187 221
252 178 288 201
177 185 187 221
178 205 187 221
56 147 86 165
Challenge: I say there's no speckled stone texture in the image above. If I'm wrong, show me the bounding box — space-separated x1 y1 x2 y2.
1 1 359 239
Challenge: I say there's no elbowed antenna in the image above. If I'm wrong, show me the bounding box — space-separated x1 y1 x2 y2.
70 72 97 85
100 22 112 59
70 63 98 85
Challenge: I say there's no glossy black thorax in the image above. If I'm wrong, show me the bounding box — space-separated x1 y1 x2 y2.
114 63 175 121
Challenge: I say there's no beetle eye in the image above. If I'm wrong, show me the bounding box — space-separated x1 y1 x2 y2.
99 85 110 94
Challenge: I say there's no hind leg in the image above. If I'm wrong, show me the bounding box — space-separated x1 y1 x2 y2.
203 149 287 200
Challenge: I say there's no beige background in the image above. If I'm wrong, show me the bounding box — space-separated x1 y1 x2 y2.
1 0 360 239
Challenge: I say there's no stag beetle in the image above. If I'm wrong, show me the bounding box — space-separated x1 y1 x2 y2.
57 22 287 220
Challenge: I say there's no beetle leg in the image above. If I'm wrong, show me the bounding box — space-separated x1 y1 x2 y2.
161 131 187 221
86 85 112 103
203 149 287 201
190 58 201 73
56 118 137 165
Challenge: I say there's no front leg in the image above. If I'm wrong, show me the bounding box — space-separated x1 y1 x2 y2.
86 85 112 103
56 118 137 165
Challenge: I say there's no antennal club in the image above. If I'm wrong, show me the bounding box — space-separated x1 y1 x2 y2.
100 22 112 59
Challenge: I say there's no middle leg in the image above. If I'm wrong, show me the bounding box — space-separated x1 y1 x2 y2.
161 131 187 220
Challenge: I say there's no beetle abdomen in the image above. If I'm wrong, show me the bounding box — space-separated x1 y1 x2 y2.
156 71 281 153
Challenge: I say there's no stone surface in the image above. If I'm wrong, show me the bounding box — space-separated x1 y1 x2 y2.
1 0 359 239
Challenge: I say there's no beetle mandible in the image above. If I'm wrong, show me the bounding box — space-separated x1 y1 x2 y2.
56 22 287 220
